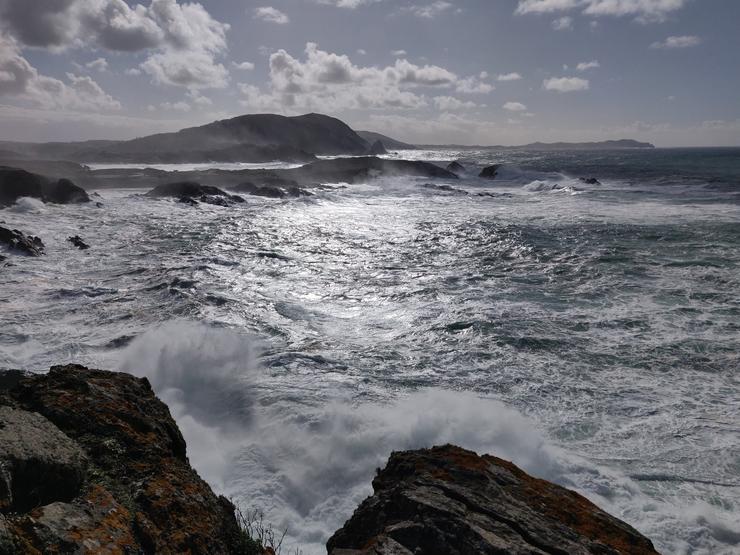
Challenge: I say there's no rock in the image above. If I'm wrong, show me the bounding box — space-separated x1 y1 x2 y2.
579 177 602 185
479 164 500 179
446 161 465 174
146 181 244 207
0 167 90 207
233 181 312 199
419 183 468 195
327 445 659 555
284 157 458 184
67 235 89 250
0 406 87 513
178 195 199 206
367 140 388 155
0 227 44 256
0 365 245 554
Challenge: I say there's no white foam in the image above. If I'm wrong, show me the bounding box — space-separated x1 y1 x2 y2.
9 197 46 213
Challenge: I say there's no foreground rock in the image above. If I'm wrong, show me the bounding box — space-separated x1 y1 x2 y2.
0 167 90 207
328 445 659 555
0 226 44 256
479 164 500 179
146 181 245 206
0 365 246 554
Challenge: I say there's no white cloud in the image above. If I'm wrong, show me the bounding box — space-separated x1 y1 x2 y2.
85 57 108 72
503 101 527 111
0 35 120 111
576 60 600 71
433 96 476 110
141 50 229 89
650 35 701 49
160 100 191 112
254 6 289 24
497 72 522 81
515 0 687 23
456 75 494 94
391 49 408 57
552 16 573 30
401 1 456 19
125 67 142 76
232 61 255 71
543 76 590 92
186 89 212 107
315 0 381 7
356 49 367 55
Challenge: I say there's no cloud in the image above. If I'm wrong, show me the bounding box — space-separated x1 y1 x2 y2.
0 0 231 90
401 1 456 18
497 72 522 81
650 35 701 49
391 49 407 56
85 57 108 72
0 35 120 111
254 6 289 24
160 100 191 112
315 0 381 7
576 60 600 71
515 0 687 23
232 61 255 71
503 101 527 111
239 43 491 113
543 76 589 91
433 96 476 110
552 16 573 30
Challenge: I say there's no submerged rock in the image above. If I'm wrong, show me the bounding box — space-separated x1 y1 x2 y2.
479 164 500 179
579 177 602 185
328 444 659 555
67 235 89 250
0 167 90 207
0 226 44 256
419 183 469 195
233 181 312 199
0 365 245 554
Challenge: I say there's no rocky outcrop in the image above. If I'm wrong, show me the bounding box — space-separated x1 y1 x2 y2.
419 183 469 195
327 445 659 555
67 235 90 250
232 181 312 199
479 164 500 179
0 167 90 207
146 181 245 207
0 365 246 554
0 227 44 257
283 157 457 184
367 140 388 156
446 161 465 174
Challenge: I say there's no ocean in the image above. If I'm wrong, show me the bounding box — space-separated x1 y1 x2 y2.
1 148 739 554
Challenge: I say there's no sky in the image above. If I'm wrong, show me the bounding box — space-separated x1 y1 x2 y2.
0 0 738 146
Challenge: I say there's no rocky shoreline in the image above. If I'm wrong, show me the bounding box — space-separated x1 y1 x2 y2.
1 365 659 554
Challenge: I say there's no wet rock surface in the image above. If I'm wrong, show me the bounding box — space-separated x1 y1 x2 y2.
446 161 465 174
479 164 500 179
146 181 245 207
0 167 90 207
67 235 89 250
328 445 659 555
0 227 44 257
233 181 312 199
0 365 245 554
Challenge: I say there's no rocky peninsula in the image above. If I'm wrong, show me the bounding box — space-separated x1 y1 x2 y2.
1 365 659 554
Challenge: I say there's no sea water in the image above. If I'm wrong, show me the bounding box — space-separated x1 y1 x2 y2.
1 148 739 554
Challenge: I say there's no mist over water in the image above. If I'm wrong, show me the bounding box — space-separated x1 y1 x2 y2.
1 148 739 554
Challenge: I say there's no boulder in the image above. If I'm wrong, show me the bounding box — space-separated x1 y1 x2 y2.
479 164 500 179
0 167 90 207
327 445 659 555
446 161 465 174
367 140 388 155
0 227 44 256
0 365 245 554
67 235 89 250
0 406 87 513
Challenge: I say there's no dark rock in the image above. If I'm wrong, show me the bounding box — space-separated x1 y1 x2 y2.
327 444 659 555
479 164 500 179
367 140 388 155
147 182 244 207
579 177 602 185
0 406 87 513
284 157 457 184
0 167 90 207
67 235 89 250
95 201 104 208
0 365 245 554
233 181 312 199
0 226 44 256
446 161 465 173
419 183 468 195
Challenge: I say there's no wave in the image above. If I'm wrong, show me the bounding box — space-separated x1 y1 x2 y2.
116 320 740 555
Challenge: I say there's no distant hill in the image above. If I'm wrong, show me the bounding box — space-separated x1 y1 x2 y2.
417 139 655 150
356 131 416 150
0 114 372 163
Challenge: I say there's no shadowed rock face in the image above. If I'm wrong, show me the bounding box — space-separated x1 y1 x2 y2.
0 167 90 207
0 227 44 257
367 140 388 155
146 181 245 207
446 161 465 174
284 157 457 184
327 445 659 555
479 164 500 179
0 365 244 554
